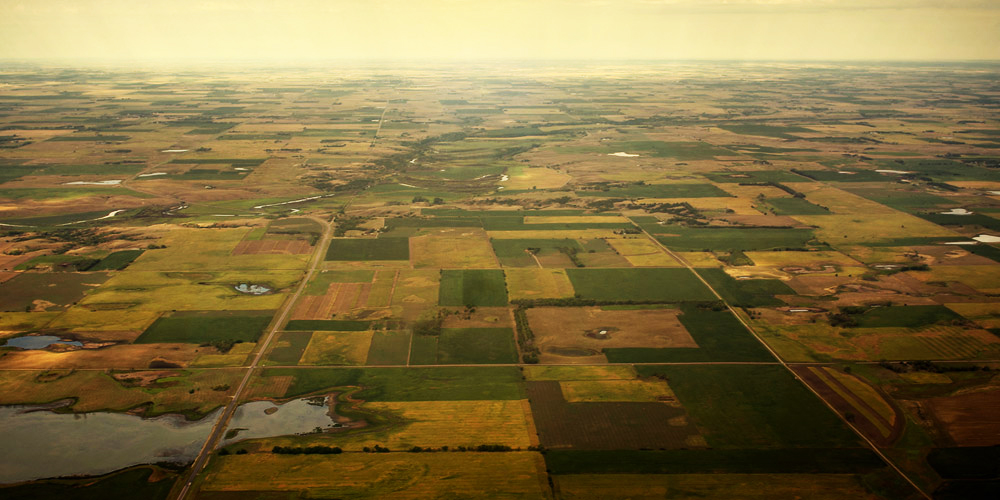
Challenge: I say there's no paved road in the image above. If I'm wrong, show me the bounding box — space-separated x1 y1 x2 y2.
174 216 333 500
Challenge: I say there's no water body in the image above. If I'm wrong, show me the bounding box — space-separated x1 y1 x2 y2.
0 396 339 484
4 335 83 349
234 283 271 295
221 396 341 445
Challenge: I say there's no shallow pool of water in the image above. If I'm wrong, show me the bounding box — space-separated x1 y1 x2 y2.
0 395 339 484
4 336 83 349
234 283 271 295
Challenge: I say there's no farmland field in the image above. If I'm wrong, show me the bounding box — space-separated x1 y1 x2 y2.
0 59 995 499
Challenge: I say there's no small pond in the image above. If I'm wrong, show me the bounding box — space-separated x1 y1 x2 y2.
4 336 83 350
234 283 272 295
0 395 338 484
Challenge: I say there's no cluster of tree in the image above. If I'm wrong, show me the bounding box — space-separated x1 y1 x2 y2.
878 360 991 374
272 445 343 455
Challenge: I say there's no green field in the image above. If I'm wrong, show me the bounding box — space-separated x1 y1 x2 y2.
365 330 411 365
284 320 372 331
697 268 795 307
544 448 884 475
635 364 861 448
267 331 313 365
135 310 274 344
87 250 144 271
855 305 965 328
325 237 410 261
411 328 518 365
439 269 508 306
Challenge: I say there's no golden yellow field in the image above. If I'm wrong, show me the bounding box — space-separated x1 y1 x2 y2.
744 250 863 268
409 229 499 268
911 266 1000 294
606 237 680 267
129 225 311 271
560 379 676 403
300 331 373 365
79 271 299 311
794 213 959 244
505 268 576 300
488 229 621 240
523 365 638 381
674 251 722 267
199 452 552 499
191 342 256 367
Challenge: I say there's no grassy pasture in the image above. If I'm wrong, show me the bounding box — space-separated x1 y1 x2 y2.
565 268 714 302
439 269 508 306
491 238 581 267
135 310 273 344
635 218 817 251
718 124 816 139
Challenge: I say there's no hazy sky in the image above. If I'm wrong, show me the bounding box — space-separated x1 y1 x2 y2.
1 0 998 62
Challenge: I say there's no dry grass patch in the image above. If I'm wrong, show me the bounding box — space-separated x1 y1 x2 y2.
527 307 696 364
310 400 534 450
523 365 638 381
674 251 722 267
0 343 206 370
910 266 1000 294
794 213 959 244
606 237 680 267
199 452 551 499
506 268 576 300
410 228 498 268
300 331 373 365
560 379 676 403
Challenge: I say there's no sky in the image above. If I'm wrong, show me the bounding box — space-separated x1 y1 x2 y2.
1 0 998 63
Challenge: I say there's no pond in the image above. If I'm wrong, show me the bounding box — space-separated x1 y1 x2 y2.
234 283 272 295
0 396 339 484
4 335 83 350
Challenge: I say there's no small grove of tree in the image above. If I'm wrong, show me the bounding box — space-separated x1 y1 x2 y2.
272 445 342 455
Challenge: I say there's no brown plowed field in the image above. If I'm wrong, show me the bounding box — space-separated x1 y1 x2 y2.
526 307 697 364
292 282 372 320
927 387 1000 446
232 239 311 255
526 381 704 450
